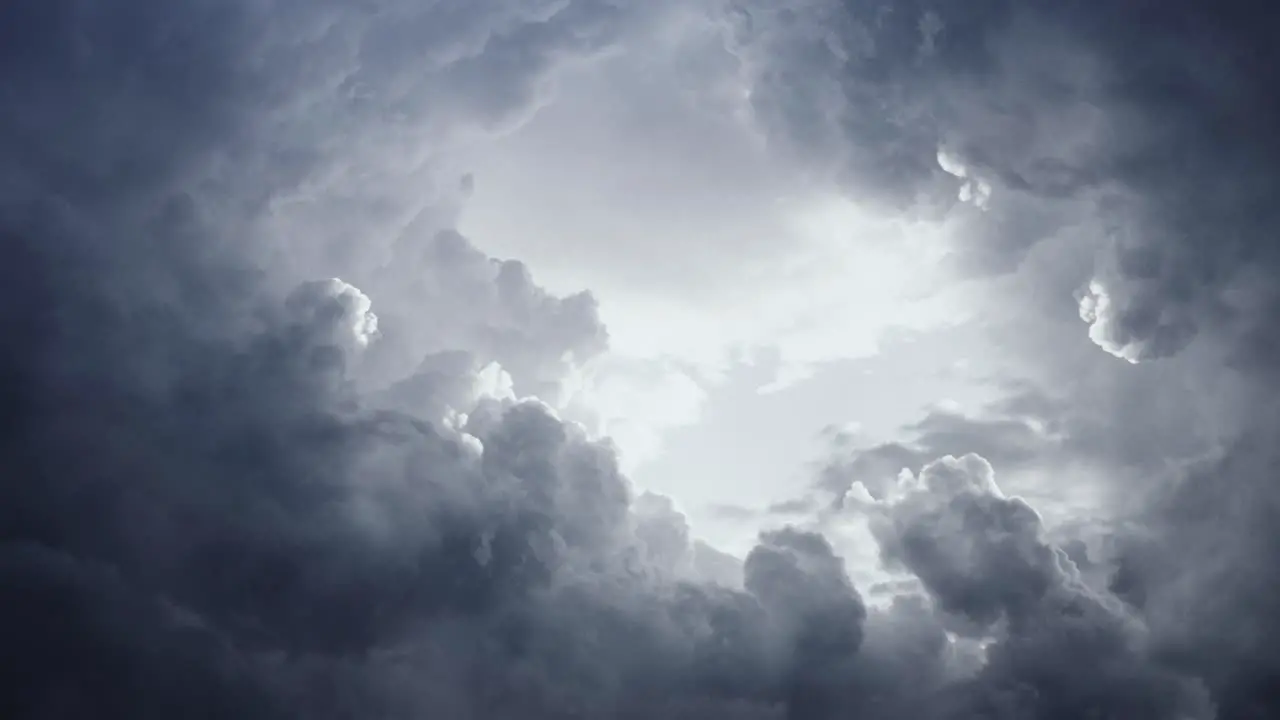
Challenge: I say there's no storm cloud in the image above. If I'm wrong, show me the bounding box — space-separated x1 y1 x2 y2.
733 0 1280 716
729 0 1280 361
0 1 879 717
3 0 1280 718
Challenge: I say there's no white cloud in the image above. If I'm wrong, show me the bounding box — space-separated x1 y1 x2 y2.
936 148 993 210
1078 278 1143 364
455 25 973 468
285 277 381 353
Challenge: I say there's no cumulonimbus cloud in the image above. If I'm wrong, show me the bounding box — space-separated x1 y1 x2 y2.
2 0 1277 718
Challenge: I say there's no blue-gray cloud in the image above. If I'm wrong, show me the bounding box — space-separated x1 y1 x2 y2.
2 0 1277 718
729 0 1280 363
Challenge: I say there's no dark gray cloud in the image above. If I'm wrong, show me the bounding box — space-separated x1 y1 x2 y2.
870 455 1213 720
1105 418 1280 720
0 1 795 717
4 0 1278 718
0 200 852 718
729 0 1280 362
816 369 1280 718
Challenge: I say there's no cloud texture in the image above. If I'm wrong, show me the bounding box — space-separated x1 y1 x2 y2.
730 0 1280 360
2 0 1280 718
731 1 1280 716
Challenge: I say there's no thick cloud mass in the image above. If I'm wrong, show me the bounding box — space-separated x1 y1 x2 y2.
4 0 1280 718
731 7 1280 713
729 0 1280 360
0 2 880 717
364 227 609 405
868 456 1211 720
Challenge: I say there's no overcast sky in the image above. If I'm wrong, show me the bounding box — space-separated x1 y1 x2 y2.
3 0 1280 718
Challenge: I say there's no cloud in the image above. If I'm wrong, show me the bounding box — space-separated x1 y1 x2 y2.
808 329 1278 716
870 454 1058 629
727 0 1280 363
362 227 610 406
285 278 380 353
867 455 1213 719
936 149 992 210
0 217 872 716
0 2 900 714
1106 423 1280 720
742 528 866 718
5 0 1279 718
725 1 1280 716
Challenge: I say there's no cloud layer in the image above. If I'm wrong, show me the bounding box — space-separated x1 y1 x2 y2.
3 0 1280 719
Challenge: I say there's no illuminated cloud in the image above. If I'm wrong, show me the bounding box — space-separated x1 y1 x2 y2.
3 0 1280 718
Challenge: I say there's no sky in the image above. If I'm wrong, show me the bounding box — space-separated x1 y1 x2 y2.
2 0 1279 718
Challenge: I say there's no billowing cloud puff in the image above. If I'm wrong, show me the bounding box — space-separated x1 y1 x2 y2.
936 149 992 210
364 228 609 405
1078 279 1143 364
285 278 380 353
868 455 1213 720
871 454 1063 629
